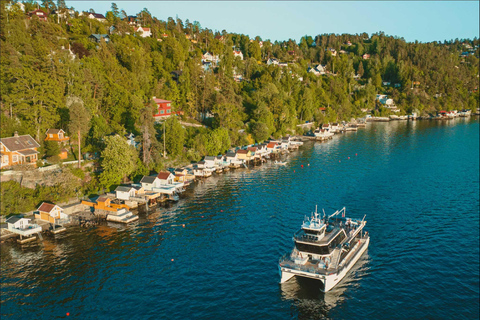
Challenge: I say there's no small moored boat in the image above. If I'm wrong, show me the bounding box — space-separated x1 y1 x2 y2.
274 160 287 166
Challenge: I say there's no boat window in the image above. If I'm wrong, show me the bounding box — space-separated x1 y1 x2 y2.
303 228 325 235
329 231 346 248
295 242 330 255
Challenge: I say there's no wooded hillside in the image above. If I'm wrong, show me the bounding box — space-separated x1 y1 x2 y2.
1 1 479 182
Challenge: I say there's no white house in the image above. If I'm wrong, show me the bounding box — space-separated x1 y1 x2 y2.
134 26 152 38
140 175 160 191
157 171 175 185
266 142 281 154
203 156 216 168
87 12 106 22
327 48 337 56
6 216 42 236
376 94 399 112
256 144 269 158
331 123 340 133
225 152 243 167
267 58 279 66
233 50 244 60
115 186 136 201
225 152 238 163
202 52 220 64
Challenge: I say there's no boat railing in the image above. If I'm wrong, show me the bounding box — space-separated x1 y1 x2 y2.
279 256 332 275
293 233 322 244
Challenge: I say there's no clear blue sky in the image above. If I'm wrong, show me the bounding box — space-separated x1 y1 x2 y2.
66 1 479 43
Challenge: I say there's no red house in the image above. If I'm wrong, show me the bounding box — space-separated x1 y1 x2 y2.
28 9 48 21
152 97 172 120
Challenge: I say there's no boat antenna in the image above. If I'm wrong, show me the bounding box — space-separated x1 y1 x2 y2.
322 208 326 220
361 214 366 224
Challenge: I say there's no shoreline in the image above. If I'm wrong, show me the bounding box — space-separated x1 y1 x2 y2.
1 114 478 245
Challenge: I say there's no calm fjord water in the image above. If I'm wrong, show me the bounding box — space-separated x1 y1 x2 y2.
1 118 479 319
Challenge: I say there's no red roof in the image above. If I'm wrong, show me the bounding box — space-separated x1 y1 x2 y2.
319 107 326 111
153 98 171 104
267 142 277 148
247 147 257 152
236 149 248 154
157 171 172 180
38 202 55 213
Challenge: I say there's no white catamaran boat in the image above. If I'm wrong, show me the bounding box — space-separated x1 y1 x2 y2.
279 207 369 292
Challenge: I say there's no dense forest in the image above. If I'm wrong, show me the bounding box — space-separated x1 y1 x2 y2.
1 1 479 191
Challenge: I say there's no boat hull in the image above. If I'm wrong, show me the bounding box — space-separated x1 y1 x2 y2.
279 236 369 292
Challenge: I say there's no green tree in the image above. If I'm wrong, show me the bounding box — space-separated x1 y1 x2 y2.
67 96 91 168
164 116 185 157
100 135 137 188
249 121 270 142
44 140 60 158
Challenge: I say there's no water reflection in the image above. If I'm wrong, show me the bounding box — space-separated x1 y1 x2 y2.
280 253 370 319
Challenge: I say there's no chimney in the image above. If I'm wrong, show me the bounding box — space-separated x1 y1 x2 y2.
14 131 19 137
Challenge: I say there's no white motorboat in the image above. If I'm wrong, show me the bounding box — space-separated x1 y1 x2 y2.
274 160 287 166
279 207 369 292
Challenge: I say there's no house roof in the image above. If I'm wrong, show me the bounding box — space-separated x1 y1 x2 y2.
115 186 134 192
6 216 24 224
267 142 277 148
247 147 257 152
38 202 55 213
0 134 40 152
91 13 106 19
18 149 39 156
97 196 109 202
153 98 171 104
226 152 236 157
46 129 65 135
157 172 172 180
28 9 47 16
140 176 157 184
89 34 109 41
237 149 248 154
204 156 215 161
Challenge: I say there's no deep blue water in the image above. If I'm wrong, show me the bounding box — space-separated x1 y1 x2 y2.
1 118 479 319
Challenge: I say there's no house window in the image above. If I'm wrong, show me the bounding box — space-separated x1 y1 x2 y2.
167 109 171 114
12 155 18 162
49 134 53 138
160 110 164 114
167 103 171 107
59 133 63 139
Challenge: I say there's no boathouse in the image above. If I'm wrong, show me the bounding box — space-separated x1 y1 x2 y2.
6 216 42 236
115 186 136 201
35 202 69 224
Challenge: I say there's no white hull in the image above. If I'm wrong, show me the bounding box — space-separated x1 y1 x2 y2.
280 236 369 292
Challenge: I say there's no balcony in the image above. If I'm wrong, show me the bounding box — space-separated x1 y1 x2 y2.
8 224 42 236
